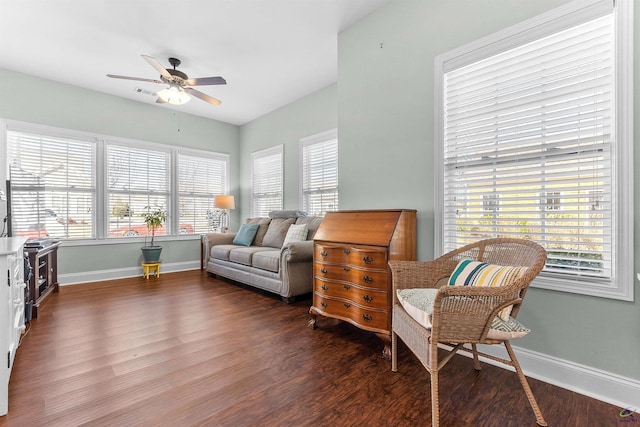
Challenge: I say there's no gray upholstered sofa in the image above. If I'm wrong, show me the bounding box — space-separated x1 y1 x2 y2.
202 212 323 303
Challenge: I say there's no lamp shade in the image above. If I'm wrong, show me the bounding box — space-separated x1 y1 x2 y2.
214 195 235 210
157 85 191 105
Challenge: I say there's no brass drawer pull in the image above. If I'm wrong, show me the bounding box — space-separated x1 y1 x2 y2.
321 268 327 275
344 303 351 309
320 251 328 258
343 284 351 290
321 301 327 308
362 314 372 322
362 275 373 283
321 284 328 291
343 249 351 255
343 267 350 272
363 294 373 303
362 256 373 264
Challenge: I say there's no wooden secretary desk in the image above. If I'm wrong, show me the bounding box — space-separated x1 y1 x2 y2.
308 209 416 359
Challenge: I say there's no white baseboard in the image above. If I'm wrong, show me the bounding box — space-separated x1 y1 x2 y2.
57 267 640 410
456 343 640 410
58 261 200 286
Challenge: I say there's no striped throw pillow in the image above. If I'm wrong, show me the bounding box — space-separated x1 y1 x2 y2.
449 259 527 320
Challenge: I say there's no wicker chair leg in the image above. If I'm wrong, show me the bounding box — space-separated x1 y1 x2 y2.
391 331 398 372
430 368 439 427
504 341 547 426
471 344 481 371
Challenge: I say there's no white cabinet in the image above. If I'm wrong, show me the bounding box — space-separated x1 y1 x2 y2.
0 237 27 416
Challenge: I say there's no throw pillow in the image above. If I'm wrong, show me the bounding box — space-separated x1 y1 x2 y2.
261 217 296 248
282 224 309 247
448 259 527 320
246 217 271 246
232 223 260 246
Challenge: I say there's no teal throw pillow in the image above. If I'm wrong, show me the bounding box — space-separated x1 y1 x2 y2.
233 224 260 246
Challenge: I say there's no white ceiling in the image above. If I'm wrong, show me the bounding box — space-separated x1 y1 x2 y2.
0 0 392 126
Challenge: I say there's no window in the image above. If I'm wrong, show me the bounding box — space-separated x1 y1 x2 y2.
251 145 283 217
3 120 229 242
435 0 633 300
177 151 229 233
300 129 338 216
6 127 96 240
106 143 171 238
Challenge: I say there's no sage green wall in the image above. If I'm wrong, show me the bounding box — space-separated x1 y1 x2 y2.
0 68 241 275
338 0 639 380
238 84 337 216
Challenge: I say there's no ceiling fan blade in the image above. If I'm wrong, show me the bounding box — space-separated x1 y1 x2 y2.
185 76 227 86
141 55 172 79
107 74 163 84
185 87 221 106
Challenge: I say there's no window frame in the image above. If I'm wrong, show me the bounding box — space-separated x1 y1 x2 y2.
251 145 283 217
2 119 230 245
434 0 634 300
299 129 339 216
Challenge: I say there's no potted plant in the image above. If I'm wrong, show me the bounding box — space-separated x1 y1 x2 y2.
141 206 167 263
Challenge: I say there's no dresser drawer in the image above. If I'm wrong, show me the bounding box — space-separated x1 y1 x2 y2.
314 263 350 281
348 268 388 289
349 247 388 270
315 244 350 264
314 279 388 310
314 295 388 331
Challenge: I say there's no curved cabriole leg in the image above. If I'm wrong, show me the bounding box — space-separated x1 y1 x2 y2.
307 313 317 329
504 341 547 426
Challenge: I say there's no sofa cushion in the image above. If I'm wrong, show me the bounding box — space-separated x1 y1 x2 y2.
233 223 260 246
246 217 271 246
295 216 323 239
229 247 273 266
252 250 281 272
211 244 238 261
282 224 308 247
262 217 296 248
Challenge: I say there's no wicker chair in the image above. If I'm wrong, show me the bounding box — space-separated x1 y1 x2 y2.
389 238 547 427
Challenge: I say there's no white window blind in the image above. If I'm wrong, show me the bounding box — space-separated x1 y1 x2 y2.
7 129 96 240
301 130 338 216
178 152 229 233
436 0 633 300
251 145 283 217
107 143 171 238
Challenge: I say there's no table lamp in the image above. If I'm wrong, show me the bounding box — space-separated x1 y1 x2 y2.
214 195 235 232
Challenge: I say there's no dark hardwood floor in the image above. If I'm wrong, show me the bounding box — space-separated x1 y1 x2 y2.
0 270 621 426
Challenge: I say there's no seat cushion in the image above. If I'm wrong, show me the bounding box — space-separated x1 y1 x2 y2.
252 250 281 272
211 244 239 261
396 288 529 340
229 247 273 266
448 259 527 320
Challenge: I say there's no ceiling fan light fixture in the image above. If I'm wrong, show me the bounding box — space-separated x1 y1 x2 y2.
157 84 191 105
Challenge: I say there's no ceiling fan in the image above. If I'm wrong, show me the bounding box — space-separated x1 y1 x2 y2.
107 55 226 106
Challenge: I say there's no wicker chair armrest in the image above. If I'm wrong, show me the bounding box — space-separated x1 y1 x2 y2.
431 285 522 342
389 260 453 302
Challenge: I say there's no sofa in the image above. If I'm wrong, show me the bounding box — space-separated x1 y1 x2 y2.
202 211 323 303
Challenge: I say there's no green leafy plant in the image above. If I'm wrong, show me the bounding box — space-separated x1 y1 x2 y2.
142 206 167 246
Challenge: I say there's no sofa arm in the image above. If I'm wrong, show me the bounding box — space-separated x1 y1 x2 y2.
281 240 314 263
202 232 236 263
